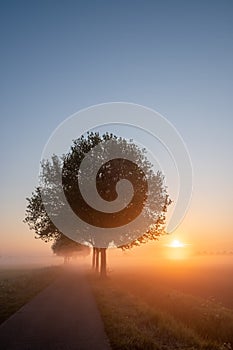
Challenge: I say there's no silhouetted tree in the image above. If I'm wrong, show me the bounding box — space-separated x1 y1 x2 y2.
24 132 171 277
52 234 90 264
24 183 60 242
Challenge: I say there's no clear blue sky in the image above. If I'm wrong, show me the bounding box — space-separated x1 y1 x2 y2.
0 0 233 256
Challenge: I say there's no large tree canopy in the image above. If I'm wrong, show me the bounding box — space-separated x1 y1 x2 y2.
24 132 171 276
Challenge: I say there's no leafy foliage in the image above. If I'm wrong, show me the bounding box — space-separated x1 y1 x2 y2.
51 234 90 258
24 185 60 242
24 132 171 249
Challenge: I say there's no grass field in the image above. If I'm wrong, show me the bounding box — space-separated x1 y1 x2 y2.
0 266 61 324
90 265 233 350
1 262 232 350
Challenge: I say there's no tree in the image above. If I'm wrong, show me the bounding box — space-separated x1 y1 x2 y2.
24 132 171 277
24 184 60 242
51 234 90 264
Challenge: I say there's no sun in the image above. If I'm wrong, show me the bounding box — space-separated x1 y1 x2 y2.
164 238 191 260
169 239 185 248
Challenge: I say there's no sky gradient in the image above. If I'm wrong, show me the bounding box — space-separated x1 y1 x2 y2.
0 0 233 259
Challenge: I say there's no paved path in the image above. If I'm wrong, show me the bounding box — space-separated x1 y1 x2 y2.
0 268 111 350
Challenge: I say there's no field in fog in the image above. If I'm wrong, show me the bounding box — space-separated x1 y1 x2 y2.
0 266 61 324
1 256 232 349
115 256 233 308
90 256 233 349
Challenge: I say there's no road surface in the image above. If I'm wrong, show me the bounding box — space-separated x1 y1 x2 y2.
0 267 111 350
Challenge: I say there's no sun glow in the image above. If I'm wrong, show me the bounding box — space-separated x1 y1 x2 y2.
164 238 192 260
169 239 185 248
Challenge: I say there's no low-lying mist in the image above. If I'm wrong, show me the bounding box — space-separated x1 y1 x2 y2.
107 253 233 309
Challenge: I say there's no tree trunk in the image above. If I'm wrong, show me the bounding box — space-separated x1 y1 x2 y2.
100 248 107 278
92 247 96 269
95 248 100 273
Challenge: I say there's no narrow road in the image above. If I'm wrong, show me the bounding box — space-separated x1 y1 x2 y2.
0 267 111 350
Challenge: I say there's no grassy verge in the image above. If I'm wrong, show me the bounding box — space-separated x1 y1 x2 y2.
0 266 61 324
90 274 231 350
107 271 233 346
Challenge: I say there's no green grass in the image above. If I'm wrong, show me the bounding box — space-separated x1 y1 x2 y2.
109 271 233 345
0 266 61 324
89 273 232 350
